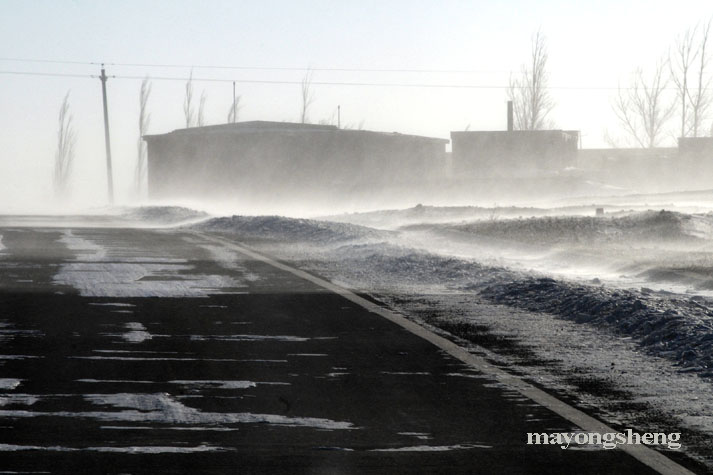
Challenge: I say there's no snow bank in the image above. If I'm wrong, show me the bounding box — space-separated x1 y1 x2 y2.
193 211 713 378
119 206 209 226
333 242 713 377
192 215 390 243
479 277 713 375
430 210 700 245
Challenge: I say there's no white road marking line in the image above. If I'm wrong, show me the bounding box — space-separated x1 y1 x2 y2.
194 231 695 475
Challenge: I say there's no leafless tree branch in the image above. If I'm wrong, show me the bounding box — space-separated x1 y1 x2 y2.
198 90 207 127
612 61 675 148
183 70 194 128
300 69 316 124
136 77 151 195
54 91 76 199
227 94 242 123
507 30 555 130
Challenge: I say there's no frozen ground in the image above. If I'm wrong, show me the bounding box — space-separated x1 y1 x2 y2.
189 203 713 468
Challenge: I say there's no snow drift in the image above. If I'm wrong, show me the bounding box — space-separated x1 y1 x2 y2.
191 211 713 379
193 215 391 244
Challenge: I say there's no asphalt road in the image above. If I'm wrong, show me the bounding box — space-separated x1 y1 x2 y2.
0 225 694 473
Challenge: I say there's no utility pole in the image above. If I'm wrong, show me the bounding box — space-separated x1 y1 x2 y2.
337 105 341 129
507 100 513 132
232 81 236 123
99 65 114 203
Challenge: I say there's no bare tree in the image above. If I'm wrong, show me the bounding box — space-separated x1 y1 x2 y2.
670 27 697 137
612 60 676 148
136 77 151 195
689 20 712 137
507 30 555 130
53 91 76 199
183 70 194 128
198 90 207 127
300 69 315 124
670 20 712 137
227 94 241 123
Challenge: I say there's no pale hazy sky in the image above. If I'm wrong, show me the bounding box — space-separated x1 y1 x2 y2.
1 0 712 208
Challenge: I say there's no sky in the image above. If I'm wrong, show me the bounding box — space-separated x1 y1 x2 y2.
1 0 712 209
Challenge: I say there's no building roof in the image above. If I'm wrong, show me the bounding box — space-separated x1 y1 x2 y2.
451 129 579 138
144 120 448 143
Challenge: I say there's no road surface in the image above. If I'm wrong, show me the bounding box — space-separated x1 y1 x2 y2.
0 224 698 473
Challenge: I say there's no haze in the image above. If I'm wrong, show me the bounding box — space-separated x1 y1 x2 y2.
1 0 712 213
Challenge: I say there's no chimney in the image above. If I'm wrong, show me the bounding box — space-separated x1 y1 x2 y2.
507 101 513 132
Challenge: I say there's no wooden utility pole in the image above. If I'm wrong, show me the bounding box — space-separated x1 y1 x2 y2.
337 105 341 129
100 65 114 203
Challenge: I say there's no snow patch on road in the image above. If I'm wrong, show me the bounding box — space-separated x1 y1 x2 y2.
370 444 491 451
55 262 243 298
0 395 39 407
0 443 231 453
78 392 354 429
121 323 152 343
168 380 257 389
58 230 107 261
54 231 245 297
0 393 355 430
189 334 309 342
89 302 135 307
0 379 22 390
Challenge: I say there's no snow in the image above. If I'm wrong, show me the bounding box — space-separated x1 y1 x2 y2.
0 392 355 430
189 334 309 342
168 380 257 389
191 206 713 465
117 206 209 226
0 379 22 390
370 444 491 451
120 322 152 343
54 230 246 297
0 394 39 407
194 215 390 243
0 443 231 453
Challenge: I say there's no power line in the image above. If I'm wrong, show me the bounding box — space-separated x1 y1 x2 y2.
0 57 94 67
3 68 706 92
108 62 512 75
0 69 633 90
0 70 92 79
15 56 630 76
0 56 516 74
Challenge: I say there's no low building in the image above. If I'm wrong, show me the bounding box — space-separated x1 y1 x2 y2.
144 121 448 204
577 140 713 193
450 130 579 178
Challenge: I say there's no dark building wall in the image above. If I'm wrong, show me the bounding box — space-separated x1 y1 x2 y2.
145 122 447 202
450 130 579 178
678 137 713 157
576 141 713 192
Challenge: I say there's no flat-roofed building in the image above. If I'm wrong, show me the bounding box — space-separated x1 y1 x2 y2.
450 130 579 178
144 121 448 206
